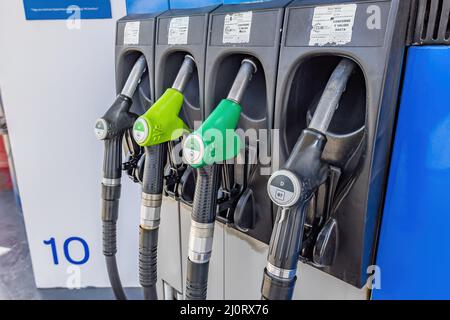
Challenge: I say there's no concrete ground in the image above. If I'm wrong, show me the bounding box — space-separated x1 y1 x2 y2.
0 191 39 299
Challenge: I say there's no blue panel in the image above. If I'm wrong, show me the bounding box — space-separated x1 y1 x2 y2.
373 46 450 300
23 0 111 20
223 0 271 3
126 0 169 14
170 0 222 9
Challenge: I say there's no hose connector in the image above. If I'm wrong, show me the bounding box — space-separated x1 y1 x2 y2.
188 221 215 263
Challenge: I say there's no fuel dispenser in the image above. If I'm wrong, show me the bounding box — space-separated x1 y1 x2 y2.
263 59 356 299
95 15 160 300
189 0 293 299
95 12 164 299
95 55 147 300
183 58 257 300
97 0 414 300
267 0 411 292
114 14 161 187
204 0 292 247
132 54 196 300
150 1 221 298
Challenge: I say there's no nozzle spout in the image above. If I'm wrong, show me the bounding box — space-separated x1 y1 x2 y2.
227 58 257 104
121 55 147 99
172 55 196 93
308 59 356 133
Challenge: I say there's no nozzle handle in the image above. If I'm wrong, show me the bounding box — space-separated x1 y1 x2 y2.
121 55 147 99
172 55 195 93
227 58 257 104
261 204 308 300
191 165 221 224
103 136 123 180
142 145 167 195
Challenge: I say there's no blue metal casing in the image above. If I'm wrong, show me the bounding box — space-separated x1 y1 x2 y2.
373 46 450 300
126 0 169 14
223 0 272 3
170 0 222 9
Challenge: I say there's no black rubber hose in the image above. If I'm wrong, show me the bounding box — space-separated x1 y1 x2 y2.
139 227 158 300
143 285 158 300
102 195 127 300
102 136 127 300
186 259 210 300
139 144 167 300
105 255 127 300
185 164 221 300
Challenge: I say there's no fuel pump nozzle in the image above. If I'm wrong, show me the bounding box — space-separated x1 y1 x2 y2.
94 55 147 300
131 55 195 300
132 55 195 147
261 58 356 300
183 58 257 300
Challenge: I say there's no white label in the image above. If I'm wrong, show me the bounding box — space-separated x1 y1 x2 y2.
133 118 149 144
183 134 205 165
309 4 357 46
168 17 190 45
124 21 140 45
223 11 252 44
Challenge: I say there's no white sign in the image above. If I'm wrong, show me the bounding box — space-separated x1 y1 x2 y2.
168 16 190 45
223 11 252 44
309 4 357 46
124 21 140 45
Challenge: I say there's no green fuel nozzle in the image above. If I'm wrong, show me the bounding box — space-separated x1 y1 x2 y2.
132 55 195 146
183 58 257 168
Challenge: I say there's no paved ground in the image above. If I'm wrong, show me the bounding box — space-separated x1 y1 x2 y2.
0 191 39 299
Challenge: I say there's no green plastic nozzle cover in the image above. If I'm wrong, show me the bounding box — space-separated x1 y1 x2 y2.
183 99 242 168
133 88 189 146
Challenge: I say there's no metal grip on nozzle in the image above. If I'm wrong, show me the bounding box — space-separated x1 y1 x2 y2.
308 59 356 133
172 55 195 93
227 58 257 104
121 55 147 99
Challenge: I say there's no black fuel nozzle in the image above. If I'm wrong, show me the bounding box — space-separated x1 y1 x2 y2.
94 55 147 300
95 55 147 141
261 58 356 300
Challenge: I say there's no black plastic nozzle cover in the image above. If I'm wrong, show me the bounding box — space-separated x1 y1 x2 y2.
99 55 147 300
262 58 356 300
